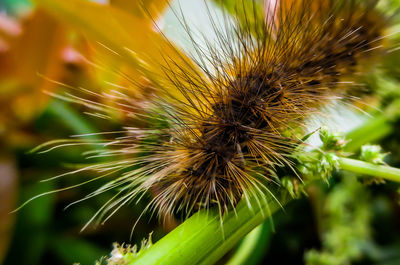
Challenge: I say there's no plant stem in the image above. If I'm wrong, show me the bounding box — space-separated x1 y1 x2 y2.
225 221 272 265
344 114 393 153
127 193 289 265
339 157 400 183
344 99 400 153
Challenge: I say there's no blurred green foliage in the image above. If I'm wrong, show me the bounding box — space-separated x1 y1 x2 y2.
305 176 372 265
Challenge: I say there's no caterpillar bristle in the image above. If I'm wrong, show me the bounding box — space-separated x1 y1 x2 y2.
142 0 392 217
34 0 398 226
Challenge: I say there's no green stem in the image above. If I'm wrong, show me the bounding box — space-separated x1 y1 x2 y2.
225 221 272 265
128 193 289 265
339 157 400 183
344 114 393 153
344 99 400 153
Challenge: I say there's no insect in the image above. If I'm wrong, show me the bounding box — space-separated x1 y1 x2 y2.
31 0 397 227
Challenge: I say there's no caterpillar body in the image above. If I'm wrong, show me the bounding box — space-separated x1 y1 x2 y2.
36 0 396 224
140 0 391 218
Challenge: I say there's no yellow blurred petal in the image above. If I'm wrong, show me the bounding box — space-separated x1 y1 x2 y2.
110 0 169 22
11 9 66 91
34 0 202 105
265 0 331 29
0 10 67 126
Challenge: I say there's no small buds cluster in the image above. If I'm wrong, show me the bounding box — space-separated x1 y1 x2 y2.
319 127 347 151
97 234 153 265
360 145 387 165
295 128 345 185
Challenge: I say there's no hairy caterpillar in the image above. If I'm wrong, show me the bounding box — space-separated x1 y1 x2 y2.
32 0 398 226
145 0 391 217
